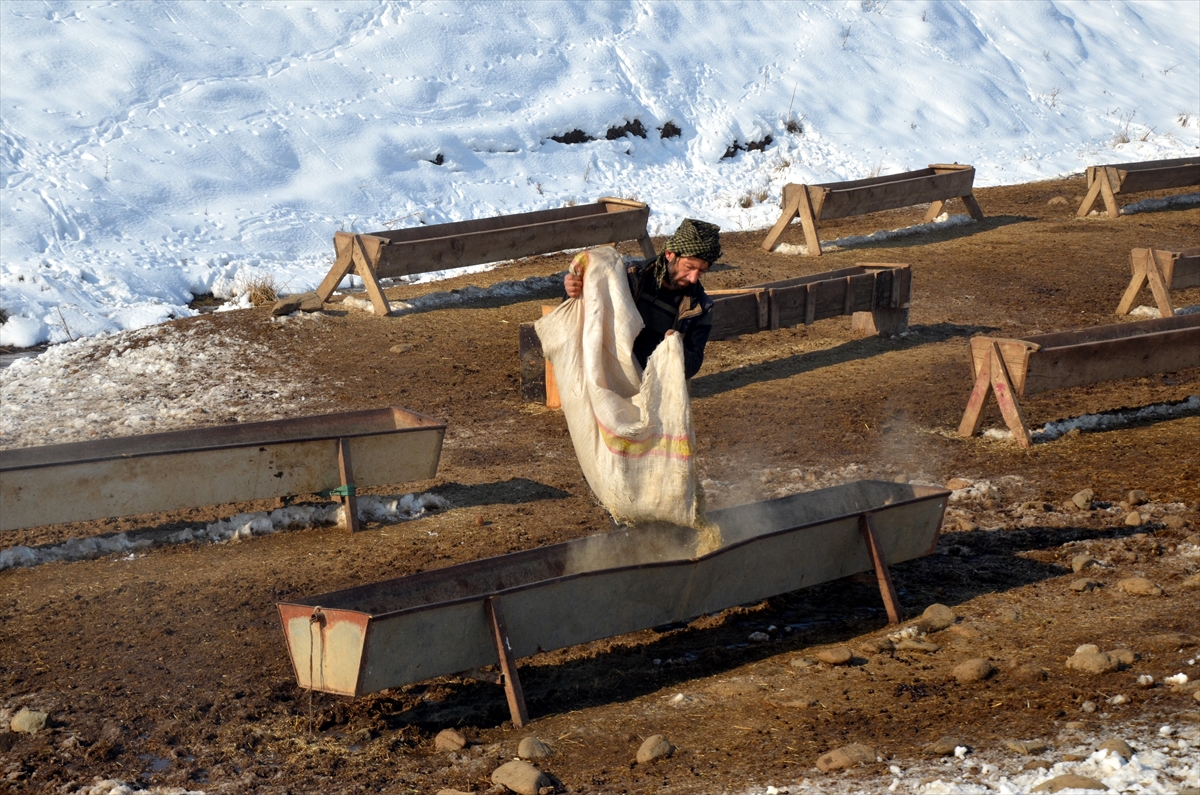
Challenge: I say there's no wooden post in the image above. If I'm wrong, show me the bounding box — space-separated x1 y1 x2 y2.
957 353 993 438
795 185 823 256
1099 167 1121 218
922 199 946 223
1143 248 1177 318
314 233 391 314
760 189 804 252
1076 168 1105 218
484 598 529 728
961 193 985 222
337 437 360 533
315 233 358 302
859 513 902 624
541 306 561 409
988 342 1032 449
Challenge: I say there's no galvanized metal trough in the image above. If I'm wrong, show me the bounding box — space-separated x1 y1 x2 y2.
0 407 446 532
277 479 948 724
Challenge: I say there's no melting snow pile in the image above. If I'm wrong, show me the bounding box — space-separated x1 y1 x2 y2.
772 212 975 256
0 493 450 572
980 396 1200 444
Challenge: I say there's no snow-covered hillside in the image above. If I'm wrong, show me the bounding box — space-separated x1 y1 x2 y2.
1 0 1197 347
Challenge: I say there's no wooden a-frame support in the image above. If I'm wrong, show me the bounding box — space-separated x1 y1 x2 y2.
859 513 903 624
1076 167 1122 219
956 340 1034 449
1116 247 1176 318
315 233 392 316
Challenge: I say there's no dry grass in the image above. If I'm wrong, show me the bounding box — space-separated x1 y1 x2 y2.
235 272 279 307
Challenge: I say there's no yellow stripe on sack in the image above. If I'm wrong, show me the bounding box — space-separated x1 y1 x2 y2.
597 421 692 460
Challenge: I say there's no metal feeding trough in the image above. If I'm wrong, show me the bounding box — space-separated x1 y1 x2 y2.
277 480 948 726
0 407 445 532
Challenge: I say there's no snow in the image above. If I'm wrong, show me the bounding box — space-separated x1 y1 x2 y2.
2 0 1198 347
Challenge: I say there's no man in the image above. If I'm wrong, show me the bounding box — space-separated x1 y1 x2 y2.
564 218 719 379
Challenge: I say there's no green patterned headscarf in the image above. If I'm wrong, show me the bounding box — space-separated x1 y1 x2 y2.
653 218 721 287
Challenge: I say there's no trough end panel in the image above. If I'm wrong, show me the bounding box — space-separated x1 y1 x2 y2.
279 607 367 696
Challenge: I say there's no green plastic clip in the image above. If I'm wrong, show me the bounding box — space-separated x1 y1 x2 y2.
320 484 356 498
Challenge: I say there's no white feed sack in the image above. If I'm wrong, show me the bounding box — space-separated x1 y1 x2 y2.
536 247 707 531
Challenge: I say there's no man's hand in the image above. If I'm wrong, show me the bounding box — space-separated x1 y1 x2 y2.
564 272 583 298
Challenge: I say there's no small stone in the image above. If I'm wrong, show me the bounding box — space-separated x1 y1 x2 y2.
705 680 759 698
946 478 972 491
957 518 979 532
1047 196 1069 207
636 734 674 764
748 631 770 643
917 603 956 633
1194 689 1200 703
923 736 962 756
1117 577 1163 596
817 647 854 666
435 728 468 752
1109 649 1137 666
297 292 324 312
491 761 552 795
271 295 303 316
389 343 414 354
1108 694 1129 705
815 743 878 771
1097 738 1134 759
1005 739 1050 754
1128 490 1149 506
998 608 1021 623
1183 574 1200 590
1032 773 1109 792
1145 632 1200 650
1160 515 1186 529
10 709 47 735
518 736 553 760
1072 489 1095 510
1081 700 1097 713
1137 674 1155 688
1066 645 1118 675
896 638 940 653
1023 759 1053 771
437 789 474 795
953 658 995 683
790 657 817 669
1125 511 1143 527
780 696 820 709
858 637 895 654
1071 555 1100 574
947 624 982 640
1070 578 1102 592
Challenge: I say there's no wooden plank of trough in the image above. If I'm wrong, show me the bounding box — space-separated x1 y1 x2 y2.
708 292 763 340
1024 314 1198 349
368 202 607 244
818 168 976 221
1022 320 1200 395
1116 161 1200 193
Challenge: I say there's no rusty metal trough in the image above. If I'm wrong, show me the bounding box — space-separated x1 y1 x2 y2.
277 480 948 722
0 407 445 532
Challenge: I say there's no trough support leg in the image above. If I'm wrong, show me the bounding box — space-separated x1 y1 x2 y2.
484 598 529 728
1116 249 1151 315
1144 249 1177 318
337 437 360 533
795 186 822 256
353 236 392 316
859 513 902 624
637 234 656 260
541 306 561 410
760 189 804 252
315 234 357 304
1076 171 1106 218
987 343 1032 449
961 194 985 222
922 200 946 223
957 354 993 438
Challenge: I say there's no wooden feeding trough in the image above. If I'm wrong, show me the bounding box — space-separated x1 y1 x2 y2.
1076 156 1200 218
0 407 445 533
1115 246 1200 318
315 198 656 315
277 480 948 725
519 262 912 403
957 315 1200 448
760 163 984 256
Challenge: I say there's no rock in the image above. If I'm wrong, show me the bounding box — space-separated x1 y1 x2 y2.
815 743 878 771
748 631 770 643
1081 700 1097 713
917 603 956 632
1108 694 1129 705
1047 196 1069 207
1006 739 1049 754
779 696 820 709
1137 675 1155 688
1117 577 1163 596
1183 574 1200 590
1012 662 1048 681
437 789 475 795
271 295 303 316
1071 555 1100 574
518 736 553 760
946 478 972 490
1032 773 1109 792
947 624 982 640
1128 490 1149 505
858 637 894 654
1109 649 1137 666
1023 759 1053 771
953 658 995 683
1070 578 1102 592
896 639 940 653
636 734 674 764
490 760 553 795
1097 738 1134 759
705 680 760 698
1194 689 1200 703
789 657 817 669
922 736 962 756
10 708 47 735
1125 511 1143 527
390 343 414 353
1072 489 1095 510
435 728 468 752
957 517 979 532
1066 645 1119 675
817 647 853 665
297 292 324 312
1161 515 1186 529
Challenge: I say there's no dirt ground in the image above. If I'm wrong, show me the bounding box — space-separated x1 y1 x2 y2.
2 176 1200 794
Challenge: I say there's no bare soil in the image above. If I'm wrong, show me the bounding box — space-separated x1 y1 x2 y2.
3 177 1200 794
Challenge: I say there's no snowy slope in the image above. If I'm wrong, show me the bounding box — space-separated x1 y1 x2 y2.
1 0 1198 347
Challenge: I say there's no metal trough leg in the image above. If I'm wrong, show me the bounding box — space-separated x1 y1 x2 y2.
485 597 529 728
859 513 903 624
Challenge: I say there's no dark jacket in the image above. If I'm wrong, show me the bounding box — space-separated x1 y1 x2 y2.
626 259 714 379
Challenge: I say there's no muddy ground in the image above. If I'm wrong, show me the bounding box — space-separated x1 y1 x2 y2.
2 176 1199 794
